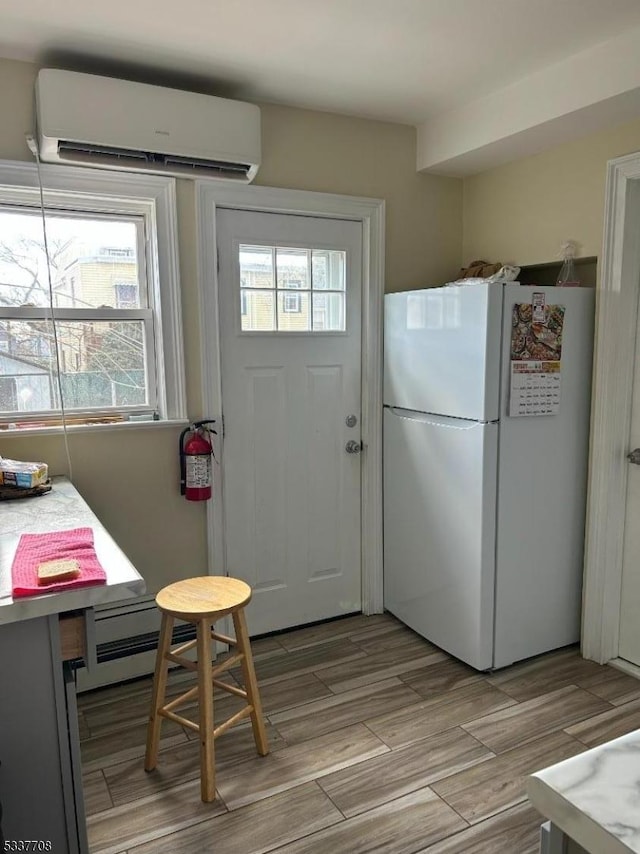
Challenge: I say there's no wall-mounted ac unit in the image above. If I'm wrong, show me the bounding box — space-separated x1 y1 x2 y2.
35 69 261 182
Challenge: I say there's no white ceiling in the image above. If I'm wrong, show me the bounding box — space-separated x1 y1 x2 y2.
2 0 640 126
0 0 640 124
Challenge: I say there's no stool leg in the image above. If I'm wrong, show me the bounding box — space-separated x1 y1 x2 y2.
145 612 173 772
233 608 269 756
197 617 216 802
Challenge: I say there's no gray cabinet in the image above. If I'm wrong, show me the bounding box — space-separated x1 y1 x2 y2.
0 478 145 854
0 615 87 853
541 822 589 853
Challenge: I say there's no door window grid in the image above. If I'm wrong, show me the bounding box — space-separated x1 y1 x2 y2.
239 244 346 332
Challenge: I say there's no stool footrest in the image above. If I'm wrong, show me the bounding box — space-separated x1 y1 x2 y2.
213 678 247 700
163 684 199 712
159 708 200 733
159 702 254 738
211 651 243 678
213 705 253 738
172 637 198 656
166 652 198 671
164 650 244 677
211 630 237 646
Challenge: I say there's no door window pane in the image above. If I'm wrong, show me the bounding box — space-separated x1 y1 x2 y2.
240 290 276 331
238 244 346 332
277 291 310 331
276 248 309 289
312 250 346 291
312 293 345 331
239 245 274 288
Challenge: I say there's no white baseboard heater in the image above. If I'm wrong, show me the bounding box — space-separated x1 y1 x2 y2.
93 598 196 663
76 595 196 691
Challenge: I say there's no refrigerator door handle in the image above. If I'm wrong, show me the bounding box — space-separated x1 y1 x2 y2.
385 406 489 430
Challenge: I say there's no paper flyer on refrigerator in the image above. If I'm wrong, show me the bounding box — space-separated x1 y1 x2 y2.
509 301 565 417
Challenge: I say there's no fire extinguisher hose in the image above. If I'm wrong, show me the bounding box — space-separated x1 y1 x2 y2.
179 425 191 496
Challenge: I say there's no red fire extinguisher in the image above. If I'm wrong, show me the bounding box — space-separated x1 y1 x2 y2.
179 420 217 501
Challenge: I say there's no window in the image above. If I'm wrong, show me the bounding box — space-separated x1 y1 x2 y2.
238 244 346 332
0 162 185 428
283 293 302 313
115 282 140 309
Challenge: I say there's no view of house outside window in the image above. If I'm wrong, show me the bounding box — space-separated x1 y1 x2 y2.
0 209 152 419
239 244 346 332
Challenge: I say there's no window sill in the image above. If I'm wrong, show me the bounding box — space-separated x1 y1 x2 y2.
0 418 190 438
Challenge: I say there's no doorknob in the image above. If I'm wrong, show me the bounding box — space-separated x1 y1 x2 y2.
628 449 640 465
345 440 363 454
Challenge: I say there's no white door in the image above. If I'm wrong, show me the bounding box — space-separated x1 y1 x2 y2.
618 312 640 666
217 208 363 636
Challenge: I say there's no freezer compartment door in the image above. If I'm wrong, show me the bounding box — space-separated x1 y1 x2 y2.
384 282 503 421
383 407 498 670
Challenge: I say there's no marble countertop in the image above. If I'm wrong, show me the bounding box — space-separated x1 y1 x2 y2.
0 477 145 625
527 729 640 853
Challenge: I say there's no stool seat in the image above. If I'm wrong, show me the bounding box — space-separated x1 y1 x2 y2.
156 576 252 620
144 575 269 803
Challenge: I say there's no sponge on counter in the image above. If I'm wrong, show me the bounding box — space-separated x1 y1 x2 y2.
37 558 81 584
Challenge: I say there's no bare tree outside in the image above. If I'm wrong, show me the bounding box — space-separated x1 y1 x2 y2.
0 211 148 415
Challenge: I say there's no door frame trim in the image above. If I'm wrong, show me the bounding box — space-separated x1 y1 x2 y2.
582 151 640 664
195 182 386 616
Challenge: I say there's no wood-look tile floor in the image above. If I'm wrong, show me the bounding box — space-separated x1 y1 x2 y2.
78 613 640 854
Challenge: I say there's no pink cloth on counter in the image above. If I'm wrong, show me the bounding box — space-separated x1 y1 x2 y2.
11 526 107 598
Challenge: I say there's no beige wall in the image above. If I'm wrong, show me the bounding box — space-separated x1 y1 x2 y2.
462 116 640 269
2 428 201 592
258 104 462 290
0 57 462 594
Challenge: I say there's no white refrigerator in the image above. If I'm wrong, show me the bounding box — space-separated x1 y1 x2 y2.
383 282 594 670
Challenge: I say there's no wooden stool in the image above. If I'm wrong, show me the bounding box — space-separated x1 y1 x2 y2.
144 576 269 802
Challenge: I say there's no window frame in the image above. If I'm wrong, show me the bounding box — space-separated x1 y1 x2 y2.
282 292 302 313
0 160 186 428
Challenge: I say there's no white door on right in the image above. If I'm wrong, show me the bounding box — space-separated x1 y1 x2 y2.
619 315 640 666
